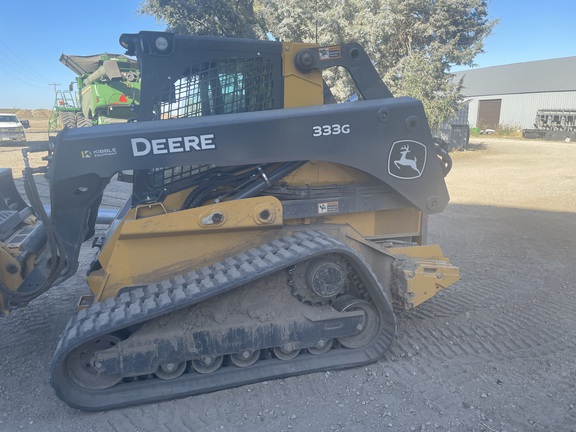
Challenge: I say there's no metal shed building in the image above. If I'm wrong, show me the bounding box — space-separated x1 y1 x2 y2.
455 57 576 130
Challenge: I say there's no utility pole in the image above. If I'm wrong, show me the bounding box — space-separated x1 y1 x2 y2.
47 83 62 135
48 83 61 95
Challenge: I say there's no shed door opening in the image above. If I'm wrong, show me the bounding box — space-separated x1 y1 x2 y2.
477 99 502 130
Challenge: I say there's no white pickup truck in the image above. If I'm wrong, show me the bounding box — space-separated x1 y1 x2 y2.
0 113 27 143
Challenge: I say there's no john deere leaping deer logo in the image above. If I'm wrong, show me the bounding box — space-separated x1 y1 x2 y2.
388 140 427 179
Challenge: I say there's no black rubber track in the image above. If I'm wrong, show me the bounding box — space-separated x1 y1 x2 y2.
50 230 396 410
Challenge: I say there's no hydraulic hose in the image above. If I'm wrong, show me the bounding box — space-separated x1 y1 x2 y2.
433 137 453 176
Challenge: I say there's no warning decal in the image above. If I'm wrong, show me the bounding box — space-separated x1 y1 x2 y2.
318 46 341 61
318 201 339 214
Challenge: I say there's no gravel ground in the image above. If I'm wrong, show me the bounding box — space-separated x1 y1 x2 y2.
0 135 575 432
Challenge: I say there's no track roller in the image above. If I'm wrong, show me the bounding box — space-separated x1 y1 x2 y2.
192 356 224 374
155 361 187 380
230 350 261 367
273 345 301 360
307 338 334 355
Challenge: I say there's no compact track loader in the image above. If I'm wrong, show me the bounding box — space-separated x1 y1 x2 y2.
0 32 459 410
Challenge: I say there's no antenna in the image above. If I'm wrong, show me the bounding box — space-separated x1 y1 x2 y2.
315 0 319 44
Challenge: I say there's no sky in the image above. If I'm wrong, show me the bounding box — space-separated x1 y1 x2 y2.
1 0 575 109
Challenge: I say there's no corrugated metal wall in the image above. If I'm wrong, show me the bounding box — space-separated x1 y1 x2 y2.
466 91 576 129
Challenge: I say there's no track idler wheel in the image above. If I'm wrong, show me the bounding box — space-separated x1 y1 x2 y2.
64 335 123 390
332 295 379 349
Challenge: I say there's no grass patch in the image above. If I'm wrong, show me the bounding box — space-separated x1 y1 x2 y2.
470 125 523 139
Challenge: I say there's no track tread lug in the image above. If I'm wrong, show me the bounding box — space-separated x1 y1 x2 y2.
200 267 213 277
159 280 172 290
200 278 215 290
143 285 160 296
288 244 306 254
251 256 268 270
226 267 242 279
212 262 226 272
80 316 96 333
263 253 281 265
157 292 171 308
173 274 186 286
142 296 157 312
213 271 228 284
96 313 109 328
127 301 142 318
184 283 201 296
276 248 293 259
111 307 126 325
185 271 200 284
76 309 90 321
130 287 146 300
239 261 256 274
171 286 186 303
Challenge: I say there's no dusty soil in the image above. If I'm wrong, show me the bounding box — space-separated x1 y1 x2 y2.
0 137 575 432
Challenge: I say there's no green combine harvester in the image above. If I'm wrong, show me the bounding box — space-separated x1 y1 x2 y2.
49 53 140 131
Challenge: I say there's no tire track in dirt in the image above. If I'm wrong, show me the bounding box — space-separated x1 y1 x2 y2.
382 257 576 394
379 328 576 430
390 305 576 366
404 278 512 320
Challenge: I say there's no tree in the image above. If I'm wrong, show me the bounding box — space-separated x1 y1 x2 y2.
139 0 265 38
139 0 495 126
259 0 495 125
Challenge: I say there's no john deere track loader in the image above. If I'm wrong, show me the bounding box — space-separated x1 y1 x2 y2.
0 32 459 410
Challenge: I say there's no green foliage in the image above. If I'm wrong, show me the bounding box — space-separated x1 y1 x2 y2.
470 124 522 139
139 0 496 126
139 0 265 38
385 52 464 128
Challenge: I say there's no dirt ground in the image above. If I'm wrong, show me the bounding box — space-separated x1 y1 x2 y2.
0 135 575 432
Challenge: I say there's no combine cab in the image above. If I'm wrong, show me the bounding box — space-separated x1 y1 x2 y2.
58 53 140 126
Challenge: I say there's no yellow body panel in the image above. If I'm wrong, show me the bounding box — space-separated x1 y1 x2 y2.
388 245 460 308
324 208 421 239
0 246 23 293
0 245 39 316
281 161 424 240
282 42 323 108
90 196 283 300
283 161 376 185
